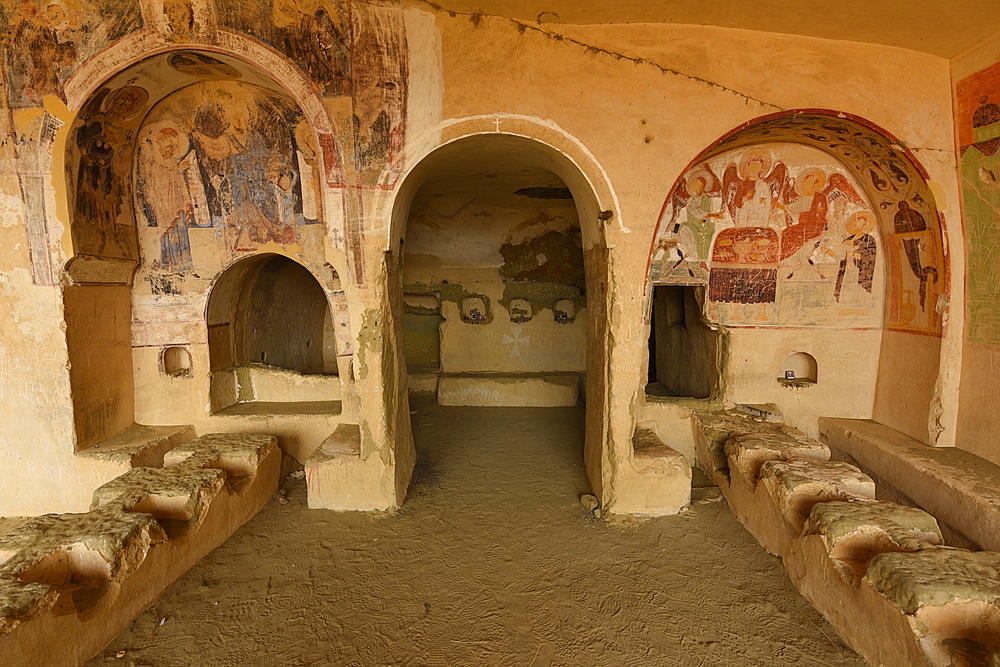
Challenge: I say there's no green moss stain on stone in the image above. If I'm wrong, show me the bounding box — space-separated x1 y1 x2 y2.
357 308 384 382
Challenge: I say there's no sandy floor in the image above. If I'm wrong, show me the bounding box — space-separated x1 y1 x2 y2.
89 403 864 666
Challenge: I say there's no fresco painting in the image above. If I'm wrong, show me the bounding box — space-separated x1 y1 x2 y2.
350 2 407 180
136 80 322 270
70 83 150 261
957 62 1000 344
652 143 882 327
3 0 143 108
217 0 352 97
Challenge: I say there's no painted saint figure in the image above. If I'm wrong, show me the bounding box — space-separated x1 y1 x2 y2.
893 201 938 309
659 165 723 280
834 211 878 309
137 123 211 270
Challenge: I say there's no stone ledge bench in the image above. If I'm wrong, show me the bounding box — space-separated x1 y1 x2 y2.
819 418 1000 551
805 500 942 586
610 428 690 516
865 549 1000 666
0 433 279 666
693 409 1000 666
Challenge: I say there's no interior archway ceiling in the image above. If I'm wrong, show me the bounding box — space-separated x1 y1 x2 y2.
416 0 1000 58
90 50 286 127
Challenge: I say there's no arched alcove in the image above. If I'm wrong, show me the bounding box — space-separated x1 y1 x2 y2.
779 352 818 384
206 254 341 413
389 132 610 494
646 111 947 442
63 46 343 447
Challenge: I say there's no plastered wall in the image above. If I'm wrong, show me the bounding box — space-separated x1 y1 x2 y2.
0 0 970 514
953 31 1000 466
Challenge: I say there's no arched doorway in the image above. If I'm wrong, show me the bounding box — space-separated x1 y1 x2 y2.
206 254 341 413
389 133 610 495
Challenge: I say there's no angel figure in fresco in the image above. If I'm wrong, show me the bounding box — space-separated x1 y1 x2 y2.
659 164 724 280
779 167 865 280
708 150 788 322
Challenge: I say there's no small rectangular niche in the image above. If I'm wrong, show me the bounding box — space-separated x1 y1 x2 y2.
162 346 192 376
647 285 719 399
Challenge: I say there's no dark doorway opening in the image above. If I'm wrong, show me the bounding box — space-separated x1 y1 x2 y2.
646 285 719 399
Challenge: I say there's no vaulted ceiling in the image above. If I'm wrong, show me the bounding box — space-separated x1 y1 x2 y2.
419 0 1000 58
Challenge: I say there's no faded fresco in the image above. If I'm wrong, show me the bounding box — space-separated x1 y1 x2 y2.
651 144 882 327
350 2 407 180
69 83 151 260
135 80 321 270
218 0 352 97
2 0 143 108
958 61 1000 345
217 0 407 177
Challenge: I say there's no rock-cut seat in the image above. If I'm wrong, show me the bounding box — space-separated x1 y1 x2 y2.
759 459 875 532
806 500 942 586
725 431 830 487
865 549 1000 665
0 505 166 634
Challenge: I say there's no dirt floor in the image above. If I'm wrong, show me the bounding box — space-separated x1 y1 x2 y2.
88 402 864 666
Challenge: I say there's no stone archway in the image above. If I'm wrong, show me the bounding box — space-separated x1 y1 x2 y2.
388 130 614 501
62 45 347 449
646 110 948 443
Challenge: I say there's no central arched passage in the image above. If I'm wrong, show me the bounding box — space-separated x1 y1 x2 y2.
390 133 610 496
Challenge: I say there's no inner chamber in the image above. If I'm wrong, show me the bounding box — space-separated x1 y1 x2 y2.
400 142 587 407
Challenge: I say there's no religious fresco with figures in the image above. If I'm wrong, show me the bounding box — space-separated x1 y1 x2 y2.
219 0 408 183
66 82 151 261
651 143 883 328
650 115 946 335
2 0 143 109
957 62 1000 345
134 80 323 271
4 0 409 282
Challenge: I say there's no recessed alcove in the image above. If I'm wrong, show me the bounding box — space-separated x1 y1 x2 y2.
779 352 818 386
206 254 341 414
460 296 489 323
646 285 719 399
161 346 192 377
509 298 533 323
553 299 576 323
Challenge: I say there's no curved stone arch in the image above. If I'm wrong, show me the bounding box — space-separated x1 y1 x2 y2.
646 109 949 443
63 33 347 283
65 31 336 133
384 116 620 501
205 251 353 412
384 115 622 251
646 108 948 337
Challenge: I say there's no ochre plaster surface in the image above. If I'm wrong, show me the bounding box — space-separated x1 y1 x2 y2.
0 3 998 661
